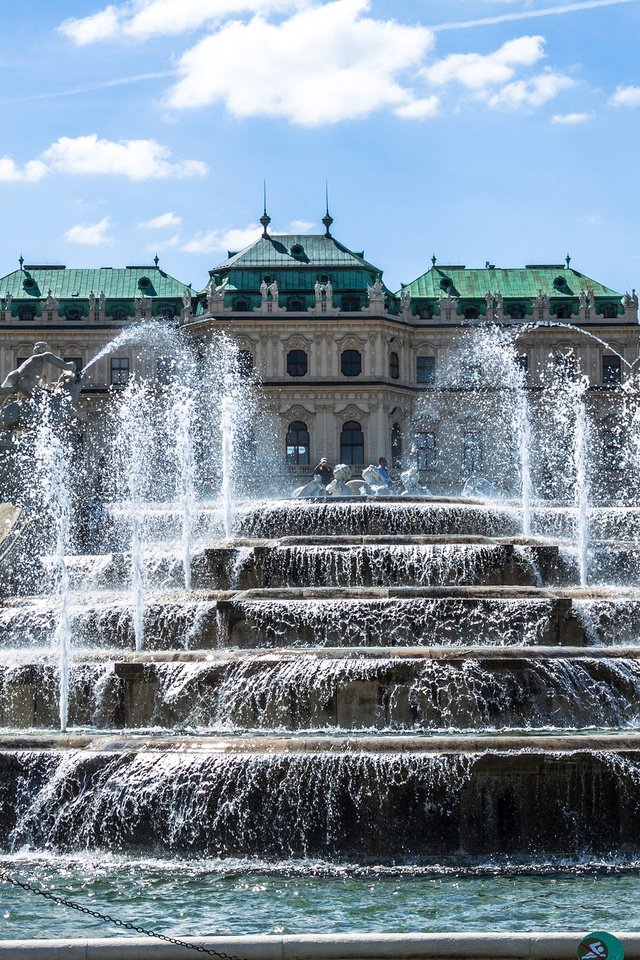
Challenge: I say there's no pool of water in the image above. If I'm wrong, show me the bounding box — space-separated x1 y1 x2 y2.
3 855 640 939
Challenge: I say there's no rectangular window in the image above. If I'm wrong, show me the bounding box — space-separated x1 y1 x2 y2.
603 355 621 386
463 430 482 473
416 356 436 385
156 357 174 385
110 357 130 387
416 431 436 470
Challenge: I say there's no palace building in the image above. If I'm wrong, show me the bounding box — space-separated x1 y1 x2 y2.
0 207 637 479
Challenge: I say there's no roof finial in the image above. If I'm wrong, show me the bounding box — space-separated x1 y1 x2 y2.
154 253 159 267
322 181 334 238
565 252 571 269
260 179 271 238
18 254 24 270
431 254 437 267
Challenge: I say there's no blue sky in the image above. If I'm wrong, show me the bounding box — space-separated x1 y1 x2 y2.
1 0 639 293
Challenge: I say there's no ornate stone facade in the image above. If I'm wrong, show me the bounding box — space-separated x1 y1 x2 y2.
0 227 637 478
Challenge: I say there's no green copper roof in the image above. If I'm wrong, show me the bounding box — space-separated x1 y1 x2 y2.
400 265 622 300
212 234 381 274
0 265 193 300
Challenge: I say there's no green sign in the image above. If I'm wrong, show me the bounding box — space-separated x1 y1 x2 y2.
578 932 624 960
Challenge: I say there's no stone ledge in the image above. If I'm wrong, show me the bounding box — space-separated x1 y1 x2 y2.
0 932 639 960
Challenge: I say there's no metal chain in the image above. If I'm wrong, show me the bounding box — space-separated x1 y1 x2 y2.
0 868 247 959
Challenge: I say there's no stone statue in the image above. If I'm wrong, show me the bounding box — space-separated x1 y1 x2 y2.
260 280 268 301
587 287 595 310
361 464 391 497
314 280 323 300
99 291 106 312
293 476 328 498
268 281 279 300
485 291 494 315
0 343 77 406
208 278 227 302
400 467 431 497
44 289 58 313
182 288 192 309
326 463 356 496
400 289 411 319
325 280 333 302
4 292 12 311
495 292 504 319
367 278 385 302
88 291 96 312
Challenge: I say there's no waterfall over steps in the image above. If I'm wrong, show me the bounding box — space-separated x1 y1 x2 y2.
2 498 640 868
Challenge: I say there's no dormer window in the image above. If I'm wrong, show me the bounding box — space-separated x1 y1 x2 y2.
553 276 565 290
23 278 36 291
290 244 304 258
440 278 452 291
138 277 151 290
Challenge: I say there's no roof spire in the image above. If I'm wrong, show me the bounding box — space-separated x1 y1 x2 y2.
18 254 24 270
154 253 159 267
322 181 334 238
260 180 271 238
431 254 437 267
565 252 571 269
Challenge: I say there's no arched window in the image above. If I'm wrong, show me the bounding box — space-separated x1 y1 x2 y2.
463 306 479 320
234 298 249 312
509 304 526 320
112 306 128 322
391 423 402 467
340 420 364 465
65 307 82 321
287 298 304 312
418 306 433 320
389 351 400 380
286 421 310 465
287 349 307 377
341 349 362 377
602 303 617 319
341 296 361 312
555 304 572 319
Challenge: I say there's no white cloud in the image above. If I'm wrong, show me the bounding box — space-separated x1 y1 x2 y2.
167 0 434 124
64 216 113 246
60 0 303 44
149 232 183 250
551 110 593 122
139 211 183 228
182 219 326 254
183 223 263 254
395 96 440 120
0 157 48 183
609 85 640 107
286 219 315 232
41 135 207 180
422 35 545 90
0 137 206 185
486 71 574 108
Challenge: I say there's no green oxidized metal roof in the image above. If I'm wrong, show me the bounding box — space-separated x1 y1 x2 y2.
0 264 193 300
212 234 381 274
399 265 622 300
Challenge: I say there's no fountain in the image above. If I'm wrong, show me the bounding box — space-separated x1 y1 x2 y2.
2 321 640 945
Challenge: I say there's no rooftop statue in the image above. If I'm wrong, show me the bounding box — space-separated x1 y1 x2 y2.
367 278 385 302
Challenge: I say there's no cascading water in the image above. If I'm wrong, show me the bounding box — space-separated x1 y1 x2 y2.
31 406 74 732
4 318 640 939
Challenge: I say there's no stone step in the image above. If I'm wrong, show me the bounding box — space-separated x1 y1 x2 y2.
2 651 640 731
1 733 640 860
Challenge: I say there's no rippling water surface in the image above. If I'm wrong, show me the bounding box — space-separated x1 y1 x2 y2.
3 856 640 939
